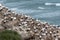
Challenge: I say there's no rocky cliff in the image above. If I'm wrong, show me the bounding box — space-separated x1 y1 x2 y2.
0 4 60 40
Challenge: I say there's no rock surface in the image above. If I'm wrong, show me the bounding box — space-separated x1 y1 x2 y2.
0 4 60 40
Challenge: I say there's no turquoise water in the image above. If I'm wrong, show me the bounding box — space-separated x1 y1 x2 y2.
0 0 60 25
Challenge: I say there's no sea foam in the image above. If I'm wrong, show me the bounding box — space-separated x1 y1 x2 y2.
38 7 45 9
56 3 60 6
45 3 60 6
45 3 54 6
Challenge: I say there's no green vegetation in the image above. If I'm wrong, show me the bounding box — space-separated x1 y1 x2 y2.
0 30 22 40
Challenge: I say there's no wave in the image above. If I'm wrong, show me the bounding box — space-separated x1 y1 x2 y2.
19 9 43 14
10 8 42 14
45 3 54 5
38 7 45 9
56 3 60 6
10 8 18 11
45 3 60 6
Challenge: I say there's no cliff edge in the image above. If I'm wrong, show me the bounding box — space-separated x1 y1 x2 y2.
0 4 60 40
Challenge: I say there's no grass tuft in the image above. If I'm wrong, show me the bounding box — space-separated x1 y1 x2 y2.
0 30 22 40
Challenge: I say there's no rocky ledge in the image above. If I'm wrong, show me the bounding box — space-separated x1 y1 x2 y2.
0 4 60 40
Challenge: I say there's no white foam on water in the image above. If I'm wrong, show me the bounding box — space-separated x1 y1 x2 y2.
11 8 18 11
19 9 34 13
10 8 40 14
45 3 54 6
17 9 42 14
56 3 60 6
0 4 2 6
45 3 60 6
10 7 42 14
38 7 45 9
